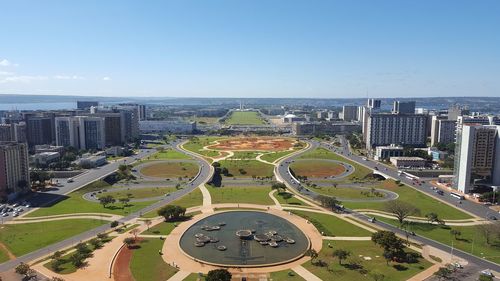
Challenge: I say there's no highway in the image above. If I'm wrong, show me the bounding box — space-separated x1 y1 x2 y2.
0 140 213 273
276 138 500 272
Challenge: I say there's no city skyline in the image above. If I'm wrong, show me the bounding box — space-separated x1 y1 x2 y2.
1 0 500 98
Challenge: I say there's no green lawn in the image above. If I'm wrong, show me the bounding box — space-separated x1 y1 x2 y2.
186 116 221 124
26 180 158 217
141 188 203 218
100 186 176 200
224 111 265 125
139 161 199 178
373 215 500 264
260 150 297 163
229 151 262 159
0 219 105 257
290 159 346 178
303 241 432 281
141 220 179 235
208 185 274 205
291 210 372 237
311 185 383 199
343 180 472 220
219 159 274 178
148 149 192 160
182 274 200 281
298 148 371 180
270 270 306 281
274 191 306 206
182 137 223 157
0 249 10 263
130 239 178 281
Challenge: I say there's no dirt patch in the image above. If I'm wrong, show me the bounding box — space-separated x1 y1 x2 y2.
291 160 346 178
113 245 134 281
209 137 295 151
0 242 16 260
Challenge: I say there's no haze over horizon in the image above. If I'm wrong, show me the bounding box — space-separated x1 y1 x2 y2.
1 0 499 98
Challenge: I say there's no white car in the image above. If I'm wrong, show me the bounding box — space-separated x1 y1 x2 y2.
2 213 8 217
13 212 19 217
481 270 494 277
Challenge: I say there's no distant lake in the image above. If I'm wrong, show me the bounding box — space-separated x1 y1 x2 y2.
0 102 77 111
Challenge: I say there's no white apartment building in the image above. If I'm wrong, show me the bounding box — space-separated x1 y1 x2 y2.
430 116 457 146
454 125 500 193
55 116 105 150
365 114 427 150
0 142 30 200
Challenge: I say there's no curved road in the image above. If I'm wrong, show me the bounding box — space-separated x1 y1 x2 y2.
276 138 500 272
0 139 213 273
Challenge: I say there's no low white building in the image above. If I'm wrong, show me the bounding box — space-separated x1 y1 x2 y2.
374 145 404 160
390 157 427 169
32 152 60 165
139 120 196 134
76 154 107 168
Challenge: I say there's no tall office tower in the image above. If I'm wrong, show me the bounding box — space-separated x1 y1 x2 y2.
55 117 80 148
448 105 470 121
365 114 427 150
392 101 416 115
93 113 124 146
0 122 27 143
0 125 12 141
77 101 99 110
430 116 457 146
0 142 30 200
138 104 147 121
119 107 139 141
341 106 358 122
25 116 54 147
78 117 105 150
454 125 500 193
367 99 381 109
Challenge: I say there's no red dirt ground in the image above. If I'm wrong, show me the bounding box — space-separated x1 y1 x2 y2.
209 137 295 151
113 245 134 281
291 160 346 178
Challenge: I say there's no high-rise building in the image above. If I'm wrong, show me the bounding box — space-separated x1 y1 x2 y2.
367 99 381 109
25 116 54 146
0 142 30 201
454 125 500 193
365 113 427 150
78 116 105 150
430 116 457 146
341 106 358 122
392 101 416 115
55 116 105 150
448 105 470 121
55 117 80 148
77 101 99 110
0 122 26 143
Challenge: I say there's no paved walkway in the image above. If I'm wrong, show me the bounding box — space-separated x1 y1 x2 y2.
322 236 372 241
6 214 120 224
166 270 191 281
268 189 283 210
198 184 214 213
359 211 486 226
292 265 322 281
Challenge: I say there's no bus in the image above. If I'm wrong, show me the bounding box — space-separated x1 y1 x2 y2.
450 192 465 200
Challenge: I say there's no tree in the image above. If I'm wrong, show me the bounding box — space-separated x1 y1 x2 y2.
384 201 420 226
69 252 86 268
371 231 406 262
305 249 318 264
316 194 340 211
450 229 461 240
144 219 152 230
433 266 453 280
206 269 232 281
130 228 140 241
118 164 128 172
99 195 116 208
15 262 32 278
111 221 119 228
123 237 135 248
281 192 292 203
157 205 186 221
332 249 350 265
271 182 287 193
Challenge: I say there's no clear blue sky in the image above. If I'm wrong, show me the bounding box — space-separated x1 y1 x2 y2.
0 0 499 98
